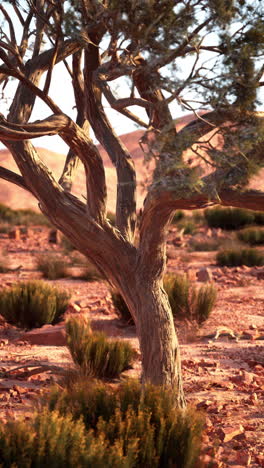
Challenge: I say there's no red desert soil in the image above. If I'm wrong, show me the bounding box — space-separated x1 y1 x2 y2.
0 225 263 468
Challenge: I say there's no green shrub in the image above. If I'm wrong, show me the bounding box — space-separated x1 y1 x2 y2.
76 263 103 282
0 280 70 329
204 207 255 230
178 220 196 235
237 227 264 245
36 255 69 280
189 238 220 251
164 274 217 325
171 210 185 224
66 317 135 379
0 409 126 467
111 290 134 324
216 248 264 267
0 203 51 226
61 235 76 252
47 379 204 468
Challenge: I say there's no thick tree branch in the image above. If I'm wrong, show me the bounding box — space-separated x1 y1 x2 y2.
84 44 137 241
0 166 32 193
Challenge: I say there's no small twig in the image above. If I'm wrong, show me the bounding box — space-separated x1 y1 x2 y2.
1 363 66 379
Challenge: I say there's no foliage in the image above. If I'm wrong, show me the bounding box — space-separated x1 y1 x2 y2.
111 290 134 324
47 379 204 468
205 207 264 231
204 207 256 230
0 409 127 468
66 317 135 378
0 281 70 329
171 210 185 224
75 263 103 282
216 248 264 267
189 238 220 251
164 274 217 325
0 203 51 227
61 235 76 253
237 227 264 245
36 255 69 280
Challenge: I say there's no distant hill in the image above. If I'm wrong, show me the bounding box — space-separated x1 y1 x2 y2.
0 113 263 213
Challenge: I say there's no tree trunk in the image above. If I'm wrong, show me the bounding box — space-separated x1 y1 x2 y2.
120 277 186 408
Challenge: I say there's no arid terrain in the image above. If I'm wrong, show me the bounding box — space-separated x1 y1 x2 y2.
0 223 263 468
0 127 263 467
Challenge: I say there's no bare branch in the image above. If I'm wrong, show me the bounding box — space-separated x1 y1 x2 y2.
0 166 32 193
84 44 137 240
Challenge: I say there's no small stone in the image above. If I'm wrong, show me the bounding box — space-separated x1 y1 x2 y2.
8 228 20 240
219 425 244 443
20 324 67 346
187 268 197 281
48 229 61 244
67 303 81 314
196 267 213 282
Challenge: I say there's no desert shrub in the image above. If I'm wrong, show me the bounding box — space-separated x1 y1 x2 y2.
47 379 204 468
216 248 264 267
66 317 135 378
61 235 76 252
0 280 70 329
0 203 50 226
76 263 103 282
204 207 255 230
189 238 220 252
111 290 134 324
36 255 69 280
178 220 196 235
171 210 185 224
164 274 217 325
237 227 264 245
253 211 264 225
0 409 127 468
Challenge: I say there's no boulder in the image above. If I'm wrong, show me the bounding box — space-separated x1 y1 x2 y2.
20 324 67 346
196 267 213 282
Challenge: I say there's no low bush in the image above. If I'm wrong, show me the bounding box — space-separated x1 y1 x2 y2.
0 202 51 226
46 379 204 468
171 210 185 224
189 238 220 252
0 408 126 467
0 280 70 329
111 290 134 324
66 317 135 378
61 235 76 253
237 227 264 245
178 220 196 235
76 263 103 282
164 274 217 325
216 248 264 267
36 255 69 280
204 207 261 230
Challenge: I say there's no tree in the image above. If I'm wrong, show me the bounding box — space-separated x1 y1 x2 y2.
0 0 263 406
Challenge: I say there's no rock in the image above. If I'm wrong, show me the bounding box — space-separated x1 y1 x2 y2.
196 267 213 282
8 228 20 240
219 424 244 443
20 324 66 346
256 270 264 280
67 303 81 314
48 229 61 244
